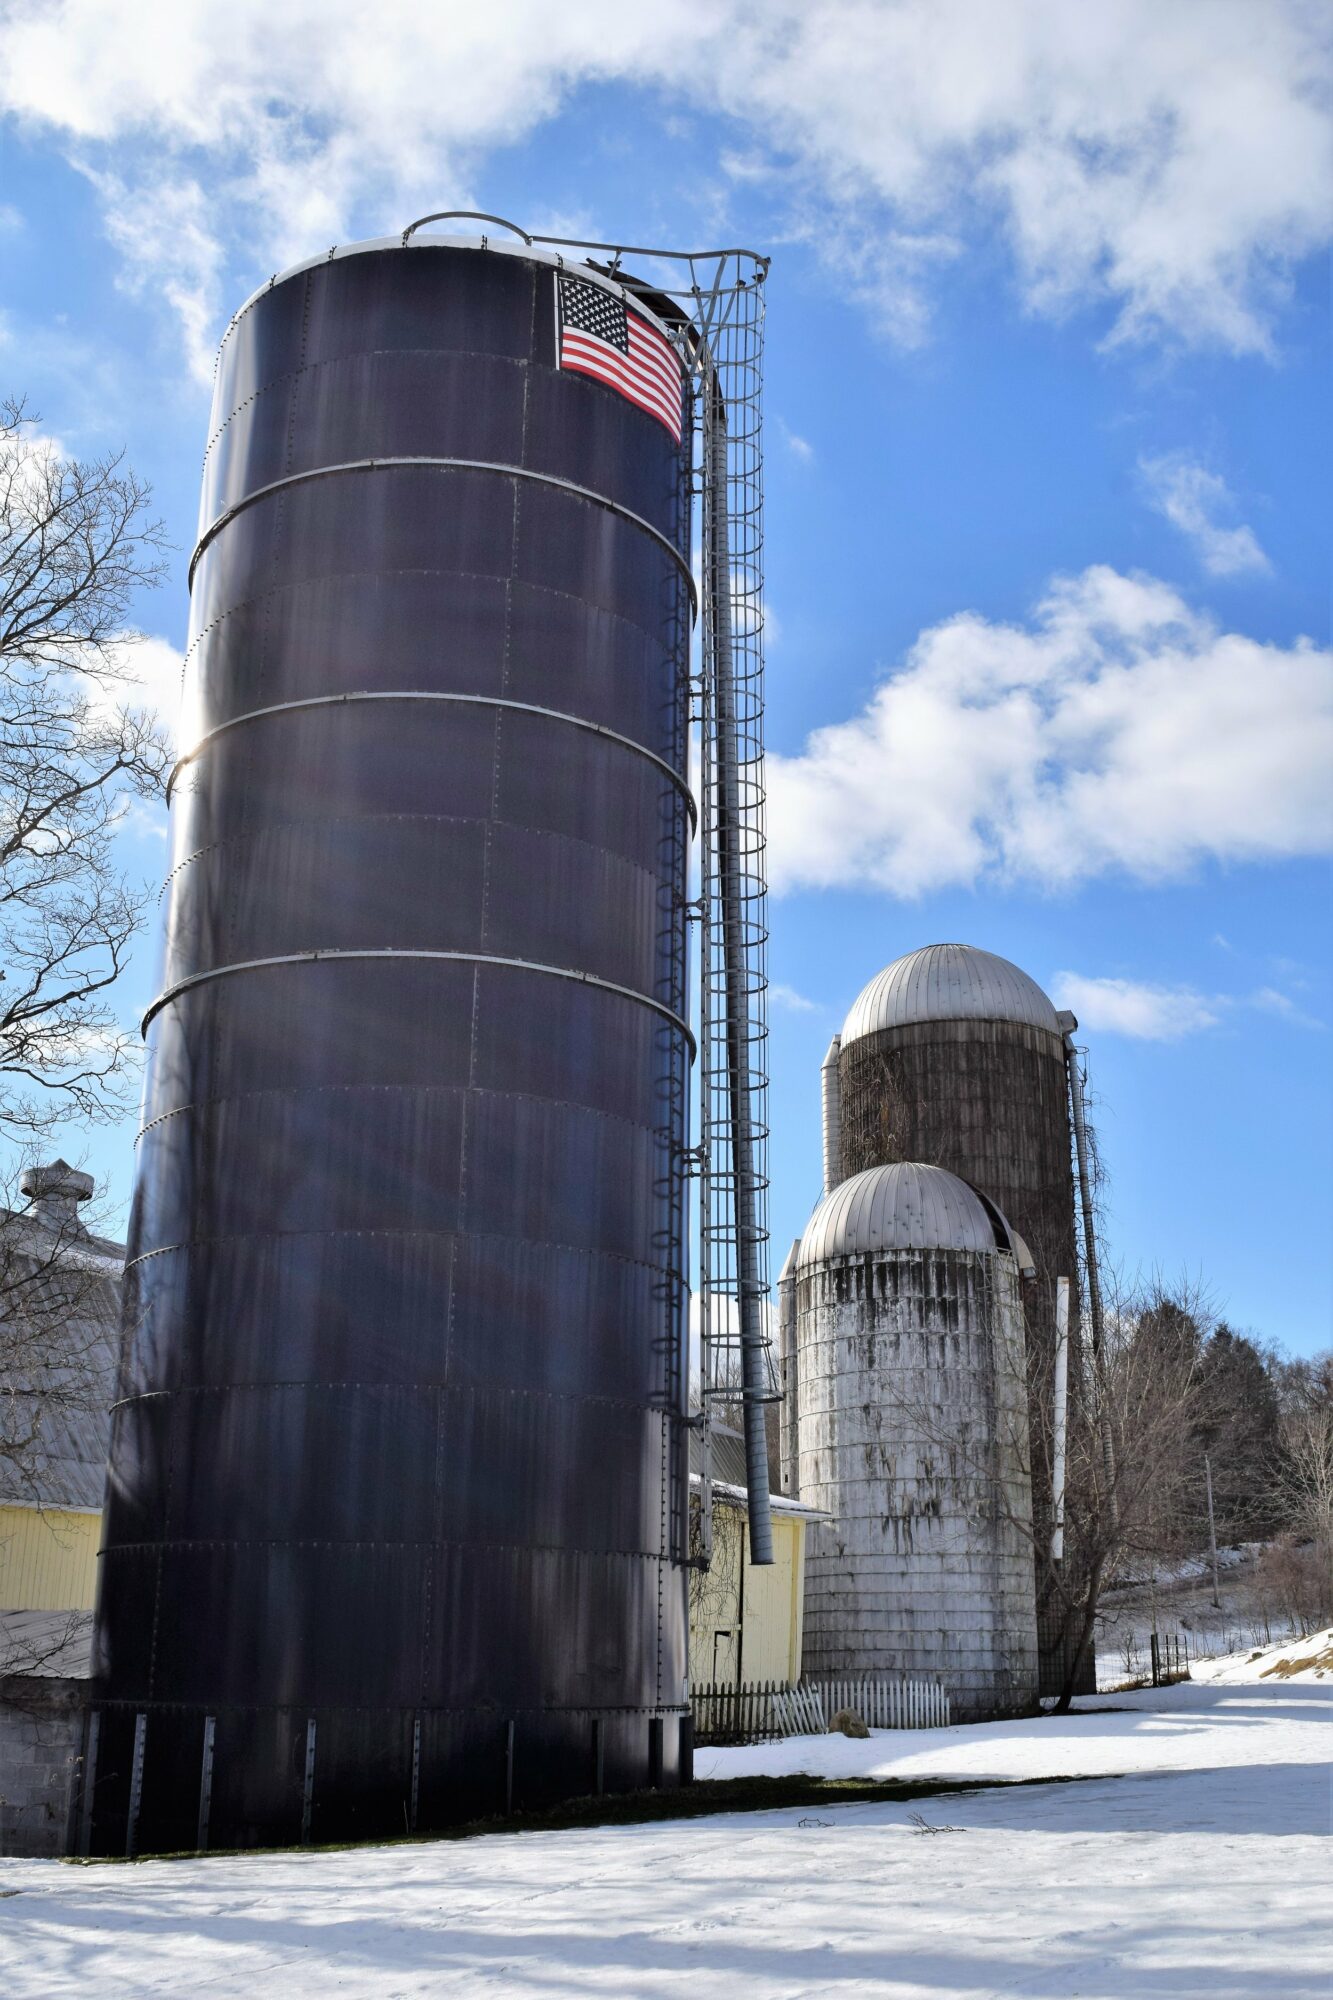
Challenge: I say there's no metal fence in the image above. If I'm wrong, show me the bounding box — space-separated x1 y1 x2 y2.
1149 1630 1192 1685
691 1676 951 1746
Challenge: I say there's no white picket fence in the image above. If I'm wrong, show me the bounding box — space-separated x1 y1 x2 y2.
696 1676 951 1745
803 1676 951 1732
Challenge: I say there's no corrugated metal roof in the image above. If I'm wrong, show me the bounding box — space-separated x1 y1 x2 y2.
0 1207 123 1514
796 1161 1014 1267
841 942 1061 1047
0 1607 93 1678
687 1418 751 1491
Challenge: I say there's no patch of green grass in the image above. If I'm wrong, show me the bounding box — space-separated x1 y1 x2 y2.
66 1768 1112 1866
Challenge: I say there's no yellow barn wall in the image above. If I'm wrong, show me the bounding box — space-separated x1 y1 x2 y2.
688 1504 808 1689
739 1513 804 1685
0 1503 101 1611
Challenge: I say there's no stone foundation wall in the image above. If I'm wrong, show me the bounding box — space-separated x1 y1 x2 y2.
0 1676 85 1857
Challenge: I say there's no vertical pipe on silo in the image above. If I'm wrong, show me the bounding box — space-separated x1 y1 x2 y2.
820 1036 842 1196
1063 1024 1118 1526
777 1239 801 1497
705 395 772 1566
1051 1276 1069 1562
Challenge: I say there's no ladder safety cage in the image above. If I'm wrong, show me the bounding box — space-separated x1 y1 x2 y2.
519 234 778 1567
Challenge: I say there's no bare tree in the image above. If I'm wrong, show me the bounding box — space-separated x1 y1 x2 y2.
880 1267 1219 1711
1034 1274 1225 1708
1 396 170 1137
688 1491 745 1682
1273 1374 1333 1555
0 398 161 1664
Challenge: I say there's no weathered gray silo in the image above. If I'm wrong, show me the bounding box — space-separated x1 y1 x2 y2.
830 943 1085 1694
835 946 1075 1291
795 1162 1038 1719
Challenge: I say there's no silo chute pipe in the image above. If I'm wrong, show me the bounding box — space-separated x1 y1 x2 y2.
1051 1275 1070 1563
705 392 774 1566
1065 1036 1119 1528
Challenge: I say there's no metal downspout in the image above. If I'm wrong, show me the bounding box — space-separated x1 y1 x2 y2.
1063 1022 1119 1528
1050 1276 1070 1562
777 1239 802 1499
820 1036 842 1197
706 397 774 1566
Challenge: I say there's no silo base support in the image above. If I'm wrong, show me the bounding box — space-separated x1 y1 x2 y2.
125 1713 147 1859
300 1718 317 1845
196 1715 216 1852
73 1708 100 1859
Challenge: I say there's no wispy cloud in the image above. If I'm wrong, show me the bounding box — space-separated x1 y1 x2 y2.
1054 970 1325 1039
766 566 1332 898
1140 452 1272 578
1053 973 1222 1040
1249 986 1325 1030
774 415 815 465
1 2 1330 371
770 982 818 1014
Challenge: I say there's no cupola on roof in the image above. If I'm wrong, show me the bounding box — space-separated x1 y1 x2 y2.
796 1162 1018 1268
840 943 1061 1049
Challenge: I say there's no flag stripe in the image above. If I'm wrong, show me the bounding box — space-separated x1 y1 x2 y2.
561 345 682 438
561 352 682 438
563 327 682 427
561 332 683 433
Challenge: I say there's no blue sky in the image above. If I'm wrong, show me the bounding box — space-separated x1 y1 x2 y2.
1 1 1329 1355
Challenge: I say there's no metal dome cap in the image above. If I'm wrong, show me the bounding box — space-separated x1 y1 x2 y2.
796 1161 1020 1268
840 942 1061 1048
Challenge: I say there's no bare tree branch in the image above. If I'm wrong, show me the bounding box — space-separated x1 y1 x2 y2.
0 397 170 1135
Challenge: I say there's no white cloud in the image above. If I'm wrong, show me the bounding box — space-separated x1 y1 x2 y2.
89 170 226 387
774 416 815 465
1249 985 1325 1030
0 2 1329 369
769 982 818 1014
1140 452 1272 577
766 566 1333 897
1054 970 1326 1038
1053 972 1221 1040
103 633 190 750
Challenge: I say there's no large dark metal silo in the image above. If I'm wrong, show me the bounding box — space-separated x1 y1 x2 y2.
834 942 1090 1695
91 237 694 1850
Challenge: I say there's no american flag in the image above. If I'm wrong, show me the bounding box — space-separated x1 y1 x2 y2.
556 274 684 444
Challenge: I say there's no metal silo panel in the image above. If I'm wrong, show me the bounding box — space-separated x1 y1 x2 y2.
93 244 692 1850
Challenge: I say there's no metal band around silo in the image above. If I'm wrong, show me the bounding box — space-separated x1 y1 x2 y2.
141 948 696 1056
187 457 697 610
165 690 696 828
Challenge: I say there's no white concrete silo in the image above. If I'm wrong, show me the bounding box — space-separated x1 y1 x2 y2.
796 1161 1039 1719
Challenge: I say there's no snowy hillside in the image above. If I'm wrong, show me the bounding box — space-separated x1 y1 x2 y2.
1094 1540 1329 1688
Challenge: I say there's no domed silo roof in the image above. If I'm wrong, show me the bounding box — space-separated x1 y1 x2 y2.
797 1162 1019 1269
840 943 1061 1050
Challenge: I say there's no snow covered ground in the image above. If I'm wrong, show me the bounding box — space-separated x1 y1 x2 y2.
1 1680 1328 1999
